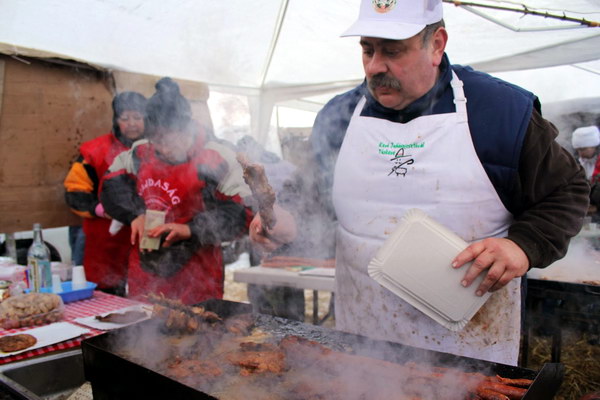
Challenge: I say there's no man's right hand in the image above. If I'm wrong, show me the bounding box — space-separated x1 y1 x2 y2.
130 214 145 246
249 204 297 253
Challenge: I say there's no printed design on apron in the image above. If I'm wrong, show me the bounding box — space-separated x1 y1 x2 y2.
139 177 180 213
137 149 205 225
379 142 418 177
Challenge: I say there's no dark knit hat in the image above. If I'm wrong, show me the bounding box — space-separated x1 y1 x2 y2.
112 91 147 117
145 77 192 137
111 91 147 146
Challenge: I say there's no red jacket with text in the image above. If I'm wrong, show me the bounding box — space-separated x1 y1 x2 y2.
101 134 252 304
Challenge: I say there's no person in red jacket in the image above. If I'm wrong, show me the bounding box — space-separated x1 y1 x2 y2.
64 91 147 296
101 78 252 304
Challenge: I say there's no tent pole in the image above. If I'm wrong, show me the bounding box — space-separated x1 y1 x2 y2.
248 94 275 146
258 0 289 87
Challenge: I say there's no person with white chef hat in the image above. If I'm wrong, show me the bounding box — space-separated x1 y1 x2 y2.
572 125 600 181
572 125 600 222
249 0 589 365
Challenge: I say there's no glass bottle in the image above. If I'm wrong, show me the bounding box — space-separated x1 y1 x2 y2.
26 223 51 292
4 233 17 263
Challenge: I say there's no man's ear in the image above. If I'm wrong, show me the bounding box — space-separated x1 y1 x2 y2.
431 27 448 67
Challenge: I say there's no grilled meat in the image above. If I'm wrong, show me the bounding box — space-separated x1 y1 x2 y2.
95 310 147 324
236 153 276 230
226 342 286 376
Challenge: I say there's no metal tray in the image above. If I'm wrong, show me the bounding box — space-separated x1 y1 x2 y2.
0 350 85 400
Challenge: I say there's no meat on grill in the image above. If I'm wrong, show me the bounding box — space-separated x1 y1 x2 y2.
147 293 223 333
278 336 531 400
147 293 254 336
225 342 286 376
158 332 532 400
121 304 533 400
168 357 223 379
95 310 147 324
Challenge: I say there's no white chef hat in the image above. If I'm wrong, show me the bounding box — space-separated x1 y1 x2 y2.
341 0 443 40
571 125 600 149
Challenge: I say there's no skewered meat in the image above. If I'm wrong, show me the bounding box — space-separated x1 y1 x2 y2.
279 335 532 400
475 388 510 400
474 382 527 400
236 153 276 230
147 293 223 334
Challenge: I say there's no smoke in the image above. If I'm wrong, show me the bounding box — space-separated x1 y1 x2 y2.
527 238 600 284
101 313 501 400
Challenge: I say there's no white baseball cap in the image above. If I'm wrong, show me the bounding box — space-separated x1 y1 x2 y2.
342 0 443 40
572 125 600 149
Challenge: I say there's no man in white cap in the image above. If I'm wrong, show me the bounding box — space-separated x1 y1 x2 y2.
249 0 589 365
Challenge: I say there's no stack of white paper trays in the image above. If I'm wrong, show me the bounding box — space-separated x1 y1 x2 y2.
368 208 492 331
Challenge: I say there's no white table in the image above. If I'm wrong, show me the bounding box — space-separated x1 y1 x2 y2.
233 267 335 324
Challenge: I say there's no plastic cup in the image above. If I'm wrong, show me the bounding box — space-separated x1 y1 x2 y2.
52 274 62 293
71 266 87 290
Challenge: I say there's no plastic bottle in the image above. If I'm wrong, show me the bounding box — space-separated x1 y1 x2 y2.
26 223 52 292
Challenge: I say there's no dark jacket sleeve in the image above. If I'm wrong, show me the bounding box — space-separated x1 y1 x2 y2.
591 183 600 208
187 162 252 247
100 172 146 224
100 149 146 225
506 109 590 269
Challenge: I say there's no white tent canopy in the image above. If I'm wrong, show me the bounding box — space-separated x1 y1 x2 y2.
1 0 600 141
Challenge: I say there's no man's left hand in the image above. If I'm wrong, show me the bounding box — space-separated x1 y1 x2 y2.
452 238 529 296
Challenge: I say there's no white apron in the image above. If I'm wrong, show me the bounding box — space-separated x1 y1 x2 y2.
332 72 522 365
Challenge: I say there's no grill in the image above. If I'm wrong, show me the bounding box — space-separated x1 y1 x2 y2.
522 278 600 365
82 299 564 400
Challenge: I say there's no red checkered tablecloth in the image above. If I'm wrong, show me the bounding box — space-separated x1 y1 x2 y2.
0 291 146 364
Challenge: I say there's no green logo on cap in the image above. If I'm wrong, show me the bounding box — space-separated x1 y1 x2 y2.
372 0 397 13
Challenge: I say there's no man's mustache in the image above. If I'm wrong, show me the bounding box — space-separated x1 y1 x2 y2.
368 73 402 91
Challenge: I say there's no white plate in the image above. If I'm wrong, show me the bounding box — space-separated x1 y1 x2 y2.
368 209 492 331
72 304 152 331
0 322 91 357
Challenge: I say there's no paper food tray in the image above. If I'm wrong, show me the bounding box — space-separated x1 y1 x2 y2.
73 304 151 331
0 322 91 357
368 209 492 331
